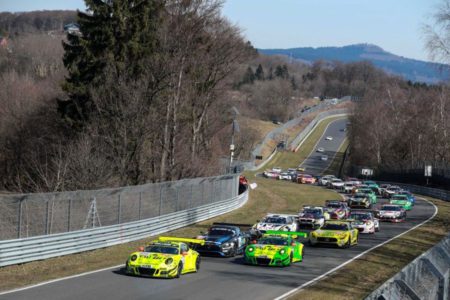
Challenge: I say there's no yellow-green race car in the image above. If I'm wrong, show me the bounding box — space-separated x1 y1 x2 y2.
309 220 358 248
244 230 307 267
125 237 205 278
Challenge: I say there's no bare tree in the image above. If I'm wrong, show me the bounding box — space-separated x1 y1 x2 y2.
423 0 450 64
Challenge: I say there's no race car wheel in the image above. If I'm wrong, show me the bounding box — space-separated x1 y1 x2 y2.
175 263 183 278
195 256 201 272
344 238 351 248
229 245 237 257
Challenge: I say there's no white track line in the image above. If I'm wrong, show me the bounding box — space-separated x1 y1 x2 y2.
273 197 438 300
0 264 122 296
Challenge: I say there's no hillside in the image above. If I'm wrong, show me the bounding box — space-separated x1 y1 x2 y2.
259 44 449 84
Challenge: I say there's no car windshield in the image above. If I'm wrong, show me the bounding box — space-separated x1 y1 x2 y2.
208 228 235 236
382 205 401 211
392 196 407 201
327 203 341 209
258 237 288 245
264 217 287 224
321 223 348 231
354 195 366 199
145 245 179 254
304 209 321 216
350 213 370 220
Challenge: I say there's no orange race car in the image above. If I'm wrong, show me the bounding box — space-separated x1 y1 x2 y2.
297 174 316 184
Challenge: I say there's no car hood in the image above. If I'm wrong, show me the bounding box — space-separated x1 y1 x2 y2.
132 252 178 266
314 230 347 237
256 223 286 230
250 245 286 257
202 235 232 244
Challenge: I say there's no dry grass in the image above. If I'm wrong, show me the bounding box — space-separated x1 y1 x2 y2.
288 197 450 300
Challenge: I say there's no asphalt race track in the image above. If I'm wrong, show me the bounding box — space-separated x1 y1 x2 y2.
299 118 348 175
1 119 437 300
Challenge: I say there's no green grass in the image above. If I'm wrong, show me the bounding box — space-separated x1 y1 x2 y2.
264 116 346 170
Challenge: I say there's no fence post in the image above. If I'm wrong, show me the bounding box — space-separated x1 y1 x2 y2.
118 194 122 224
17 199 22 239
45 199 49 235
68 197 72 232
138 192 142 220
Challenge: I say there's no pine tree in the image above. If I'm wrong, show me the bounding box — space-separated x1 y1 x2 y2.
61 0 163 124
290 76 298 90
255 64 265 81
267 66 273 80
242 66 256 84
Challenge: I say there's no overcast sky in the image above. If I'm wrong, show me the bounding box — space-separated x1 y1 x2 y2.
0 0 440 61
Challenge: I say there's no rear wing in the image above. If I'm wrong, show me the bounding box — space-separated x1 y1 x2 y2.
158 237 205 245
264 230 308 238
212 222 254 231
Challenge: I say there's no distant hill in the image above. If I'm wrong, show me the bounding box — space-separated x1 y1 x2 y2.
259 44 449 84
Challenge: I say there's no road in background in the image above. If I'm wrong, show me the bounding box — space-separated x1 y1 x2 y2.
298 118 348 175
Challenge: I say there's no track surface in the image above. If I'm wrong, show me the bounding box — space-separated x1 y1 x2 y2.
1 119 436 300
299 118 348 175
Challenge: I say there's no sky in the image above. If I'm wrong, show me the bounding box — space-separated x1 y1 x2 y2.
0 0 441 62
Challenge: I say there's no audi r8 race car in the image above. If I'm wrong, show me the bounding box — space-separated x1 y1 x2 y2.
349 211 379 233
195 223 249 257
347 193 371 209
390 194 412 210
251 214 298 235
325 200 350 219
378 204 407 222
244 230 307 267
125 237 204 278
309 220 358 248
298 206 327 228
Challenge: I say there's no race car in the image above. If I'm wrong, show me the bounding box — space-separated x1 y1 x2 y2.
244 230 306 267
318 175 336 186
278 172 292 181
358 188 377 204
325 200 350 219
195 223 249 257
251 213 298 235
390 194 412 210
342 182 355 193
351 184 369 194
298 206 327 228
363 180 380 195
397 190 416 206
345 177 362 185
263 170 280 179
378 204 407 222
297 174 316 184
347 193 372 209
349 211 379 233
382 185 402 198
328 178 345 189
309 220 358 248
125 237 204 278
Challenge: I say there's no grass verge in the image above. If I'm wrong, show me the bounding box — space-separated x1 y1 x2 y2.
0 174 340 292
288 196 450 300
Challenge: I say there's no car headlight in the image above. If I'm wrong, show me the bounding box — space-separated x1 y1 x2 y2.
311 232 317 238
367 221 372 226
279 249 286 255
222 242 234 248
130 254 138 262
165 258 173 265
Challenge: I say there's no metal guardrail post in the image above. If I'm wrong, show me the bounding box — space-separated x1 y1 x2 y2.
159 184 163 216
118 194 122 224
45 199 49 235
138 192 142 220
17 200 22 239
68 197 72 232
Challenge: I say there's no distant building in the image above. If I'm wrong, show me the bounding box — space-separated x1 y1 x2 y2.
64 23 80 35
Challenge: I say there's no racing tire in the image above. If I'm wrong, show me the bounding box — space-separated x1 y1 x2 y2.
229 245 237 257
344 238 351 249
175 263 183 278
195 256 201 272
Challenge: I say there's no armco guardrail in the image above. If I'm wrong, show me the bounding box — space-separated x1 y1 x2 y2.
365 233 450 300
0 190 248 267
365 181 450 299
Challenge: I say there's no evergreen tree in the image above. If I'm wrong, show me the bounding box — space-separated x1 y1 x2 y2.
242 66 256 84
290 76 298 90
61 0 163 124
267 66 273 80
274 64 289 79
255 64 265 80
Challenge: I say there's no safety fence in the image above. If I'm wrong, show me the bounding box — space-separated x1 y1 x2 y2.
365 181 450 300
0 174 239 240
0 189 248 267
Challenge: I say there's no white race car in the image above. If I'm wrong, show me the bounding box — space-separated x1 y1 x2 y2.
342 182 355 193
329 178 345 189
263 170 280 178
278 172 292 180
349 211 379 233
325 136 333 140
251 213 298 235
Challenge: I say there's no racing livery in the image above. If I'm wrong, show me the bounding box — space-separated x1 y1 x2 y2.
378 204 407 222
359 188 377 204
325 200 350 219
348 193 371 209
349 211 379 233
309 220 359 248
298 206 327 228
297 174 316 184
251 214 298 235
390 194 412 210
244 231 306 267
125 237 204 278
195 224 249 257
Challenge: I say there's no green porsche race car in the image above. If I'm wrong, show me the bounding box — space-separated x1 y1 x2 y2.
390 194 413 210
244 230 307 267
358 188 377 204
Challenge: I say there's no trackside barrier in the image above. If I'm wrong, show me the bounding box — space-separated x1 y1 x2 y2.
0 190 248 267
366 181 450 300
